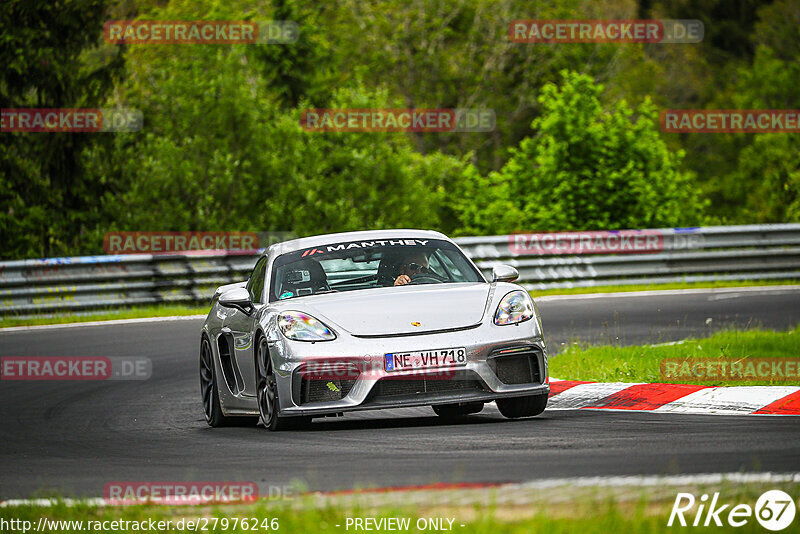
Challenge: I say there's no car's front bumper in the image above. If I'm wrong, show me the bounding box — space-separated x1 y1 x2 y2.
270 320 548 417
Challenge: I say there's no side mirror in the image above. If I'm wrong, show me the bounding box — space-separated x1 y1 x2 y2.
218 287 253 313
492 265 519 283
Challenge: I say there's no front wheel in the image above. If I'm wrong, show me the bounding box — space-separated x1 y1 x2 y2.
496 393 548 419
256 337 311 431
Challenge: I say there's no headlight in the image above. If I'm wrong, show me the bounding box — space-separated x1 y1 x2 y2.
493 290 534 326
278 311 336 341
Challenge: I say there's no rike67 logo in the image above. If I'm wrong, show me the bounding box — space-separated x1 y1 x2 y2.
669 490 796 531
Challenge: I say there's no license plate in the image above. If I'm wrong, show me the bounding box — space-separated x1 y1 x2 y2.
384 348 467 372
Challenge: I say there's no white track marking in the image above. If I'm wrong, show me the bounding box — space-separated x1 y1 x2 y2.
0 498 107 508
546 382 641 409
648 339 688 348
0 314 207 333
534 285 800 302
653 385 800 415
517 472 800 489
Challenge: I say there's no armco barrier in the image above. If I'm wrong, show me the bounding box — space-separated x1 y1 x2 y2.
1 224 799 314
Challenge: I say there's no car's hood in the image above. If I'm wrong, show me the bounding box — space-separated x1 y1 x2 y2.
288 283 491 336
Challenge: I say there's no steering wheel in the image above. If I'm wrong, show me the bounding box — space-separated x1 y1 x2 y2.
409 272 446 285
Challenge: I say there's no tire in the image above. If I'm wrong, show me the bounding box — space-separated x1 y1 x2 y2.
496 393 548 419
200 336 257 427
255 336 312 431
432 401 484 418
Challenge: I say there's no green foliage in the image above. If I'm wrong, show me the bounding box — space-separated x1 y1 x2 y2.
733 133 800 222
725 0 800 223
3 0 799 260
246 0 340 108
84 0 468 242
455 71 705 234
332 0 656 175
0 0 123 259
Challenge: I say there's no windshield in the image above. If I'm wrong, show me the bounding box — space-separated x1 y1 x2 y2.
269 238 484 301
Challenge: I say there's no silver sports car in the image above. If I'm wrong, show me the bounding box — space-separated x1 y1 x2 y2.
200 229 549 430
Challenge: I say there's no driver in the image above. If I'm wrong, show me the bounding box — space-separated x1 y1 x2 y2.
393 250 430 286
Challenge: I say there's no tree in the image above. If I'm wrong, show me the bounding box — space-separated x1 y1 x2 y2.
331 0 658 173
0 0 123 259
454 71 705 234
726 0 800 223
86 0 468 242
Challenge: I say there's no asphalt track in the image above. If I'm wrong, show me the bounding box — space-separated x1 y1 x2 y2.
1 287 799 499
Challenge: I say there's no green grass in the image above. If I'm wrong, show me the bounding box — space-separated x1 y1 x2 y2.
2 480 796 533
530 279 800 297
0 304 208 328
550 325 800 386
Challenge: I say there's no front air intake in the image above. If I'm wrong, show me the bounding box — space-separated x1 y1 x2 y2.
300 378 357 404
488 348 542 385
292 362 359 405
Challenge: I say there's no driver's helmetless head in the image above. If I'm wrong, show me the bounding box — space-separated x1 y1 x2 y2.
399 251 429 276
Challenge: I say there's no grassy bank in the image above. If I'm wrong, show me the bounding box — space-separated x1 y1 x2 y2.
549 325 800 386
2 479 796 533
